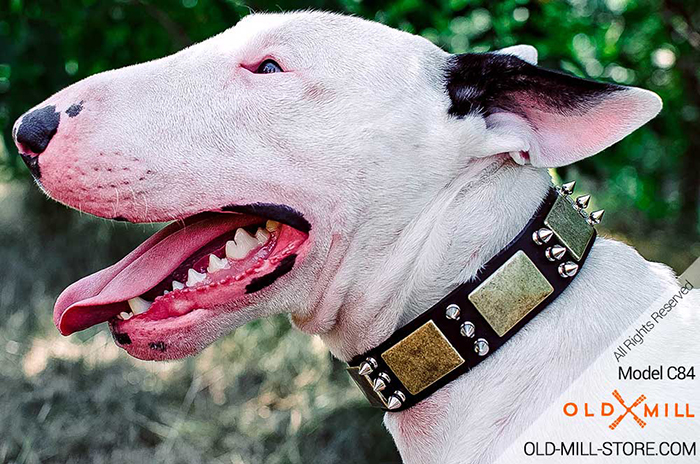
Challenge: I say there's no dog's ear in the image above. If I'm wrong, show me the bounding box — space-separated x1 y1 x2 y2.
446 51 662 168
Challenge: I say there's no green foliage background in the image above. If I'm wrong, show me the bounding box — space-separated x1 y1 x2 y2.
0 0 698 463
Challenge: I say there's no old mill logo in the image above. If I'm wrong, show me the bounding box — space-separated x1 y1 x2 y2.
609 390 646 430
564 390 694 430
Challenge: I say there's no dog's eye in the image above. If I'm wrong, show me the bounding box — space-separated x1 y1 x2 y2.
256 60 283 74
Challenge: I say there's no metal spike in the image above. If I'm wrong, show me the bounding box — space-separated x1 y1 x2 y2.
386 391 406 410
561 181 576 195
387 396 401 410
588 209 605 225
545 244 567 261
460 321 476 338
474 338 490 356
532 228 554 245
575 194 591 209
445 304 461 320
372 372 390 392
373 378 386 392
558 261 579 278
358 357 377 376
358 362 373 376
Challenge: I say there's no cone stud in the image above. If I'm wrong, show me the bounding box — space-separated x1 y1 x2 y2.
474 338 490 356
358 357 378 376
387 391 406 410
533 228 554 245
588 209 605 225
561 181 576 195
460 321 476 338
445 304 461 320
373 372 390 392
558 261 579 278
575 195 591 209
545 245 567 261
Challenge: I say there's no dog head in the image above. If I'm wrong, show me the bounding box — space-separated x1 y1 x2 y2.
13 11 660 360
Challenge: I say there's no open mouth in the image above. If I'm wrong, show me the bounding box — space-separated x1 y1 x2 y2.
54 203 311 359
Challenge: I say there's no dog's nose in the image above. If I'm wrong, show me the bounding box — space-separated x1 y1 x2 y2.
14 105 60 179
15 105 60 155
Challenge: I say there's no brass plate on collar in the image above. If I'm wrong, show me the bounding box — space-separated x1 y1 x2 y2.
544 194 594 261
468 251 553 337
381 321 464 395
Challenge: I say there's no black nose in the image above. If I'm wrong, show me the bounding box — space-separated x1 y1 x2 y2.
16 105 60 154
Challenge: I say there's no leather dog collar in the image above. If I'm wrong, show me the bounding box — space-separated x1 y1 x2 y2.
347 181 603 411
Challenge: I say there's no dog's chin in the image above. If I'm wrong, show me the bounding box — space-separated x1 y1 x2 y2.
109 303 247 361
53 206 311 361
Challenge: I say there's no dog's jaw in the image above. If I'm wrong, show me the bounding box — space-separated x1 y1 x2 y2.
53 211 312 360
108 224 310 361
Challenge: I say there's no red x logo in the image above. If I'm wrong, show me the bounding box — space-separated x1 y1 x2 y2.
609 390 646 430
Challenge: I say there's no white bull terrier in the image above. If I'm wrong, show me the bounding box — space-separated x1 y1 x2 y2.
13 11 697 464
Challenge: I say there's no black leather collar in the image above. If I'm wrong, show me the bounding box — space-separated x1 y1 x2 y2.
347 182 602 411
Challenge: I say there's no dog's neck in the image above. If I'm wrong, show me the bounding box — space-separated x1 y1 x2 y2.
318 158 554 358
310 160 675 464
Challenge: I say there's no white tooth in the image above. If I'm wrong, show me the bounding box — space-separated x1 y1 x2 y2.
266 220 280 232
127 297 151 315
255 228 270 244
119 311 133 320
163 290 170 295
225 240 244 260
172 280 185 291
225 229 258 260
235 228 259 251
207 254 229 273
186 268 207 287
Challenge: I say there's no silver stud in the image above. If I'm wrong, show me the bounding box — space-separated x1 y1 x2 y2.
558 261 579 278
532 228 553 245
588 209 605 225
575 194 590 210
460 321 476 338
373 372 391 392
545 244 567 261
474 338 490 356
387 391 406 410
358 357 378 376
445 304 461 320
561 181 576 195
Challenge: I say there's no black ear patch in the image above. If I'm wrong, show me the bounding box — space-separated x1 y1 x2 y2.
222 203 311 233
445 53 623 119
245 254 297 294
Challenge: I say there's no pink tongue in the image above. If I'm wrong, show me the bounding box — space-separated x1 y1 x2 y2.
54 213 253 335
